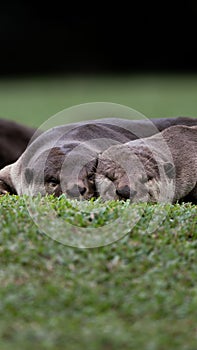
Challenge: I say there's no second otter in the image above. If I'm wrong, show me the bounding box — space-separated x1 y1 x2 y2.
96 125 197 204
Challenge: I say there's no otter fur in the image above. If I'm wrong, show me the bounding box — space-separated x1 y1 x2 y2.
0 118 38 169
0 117 196 199
96 125 197 204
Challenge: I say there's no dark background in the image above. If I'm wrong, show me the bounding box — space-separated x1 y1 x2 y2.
0 2 197 76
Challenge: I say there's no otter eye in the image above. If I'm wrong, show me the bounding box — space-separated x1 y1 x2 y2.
47 178 59 188
87 173 95 182
106 173 115 181
140 174 153 183
147 175 154 181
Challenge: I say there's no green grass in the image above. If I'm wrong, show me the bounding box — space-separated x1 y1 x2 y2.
0 195 197 349
0 73 197 349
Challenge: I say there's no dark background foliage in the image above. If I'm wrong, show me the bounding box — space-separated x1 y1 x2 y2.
0 2 197 75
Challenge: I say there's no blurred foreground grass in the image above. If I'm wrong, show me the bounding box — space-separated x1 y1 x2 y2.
0 195 197 349
0 73 197 127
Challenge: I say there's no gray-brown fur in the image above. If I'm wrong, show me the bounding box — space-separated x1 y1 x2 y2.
0 118 38 169
0 117 196 199
96 125 197 204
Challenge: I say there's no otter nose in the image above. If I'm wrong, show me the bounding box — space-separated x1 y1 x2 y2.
116 186 137 200
67 185 86 198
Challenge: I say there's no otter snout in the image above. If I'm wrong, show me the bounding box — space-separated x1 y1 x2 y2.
116 185 137 200
66 184 87 198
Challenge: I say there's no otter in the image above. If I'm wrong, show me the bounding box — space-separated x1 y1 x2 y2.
96 125 197 204
0 117 196 199
0 118 38 169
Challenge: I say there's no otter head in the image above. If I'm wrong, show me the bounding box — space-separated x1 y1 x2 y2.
96 144 175 203
23 143 98 199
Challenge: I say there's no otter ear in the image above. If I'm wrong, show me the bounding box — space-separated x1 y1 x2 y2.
24 167 34 184
163 162 175 179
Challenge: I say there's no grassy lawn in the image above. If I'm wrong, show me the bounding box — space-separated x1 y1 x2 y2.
0 74 197 349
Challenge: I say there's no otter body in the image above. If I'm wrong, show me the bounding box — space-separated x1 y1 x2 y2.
0 118 38 169
0 117 196 199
